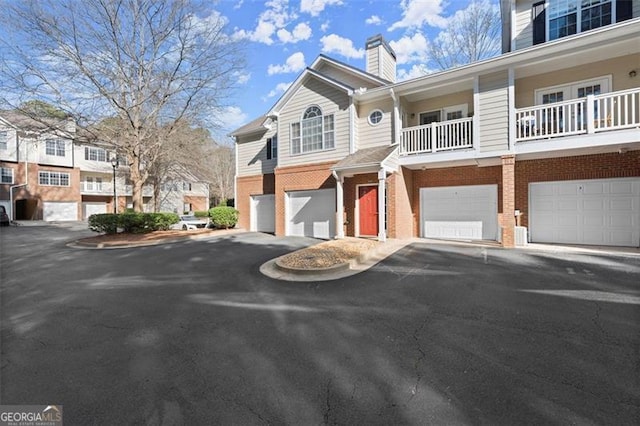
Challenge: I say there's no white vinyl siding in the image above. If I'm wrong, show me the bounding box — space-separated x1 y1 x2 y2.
236 130 278 177
478 70 510 152
0 131 7 150
278 77 350 168
514 0 535 50
358 100 394 150
315 63 382 91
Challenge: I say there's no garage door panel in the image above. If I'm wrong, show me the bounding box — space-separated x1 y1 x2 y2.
43 202 77 221
530 178 640 247
251 194 275 233
287 189 335 239
421 185 498 241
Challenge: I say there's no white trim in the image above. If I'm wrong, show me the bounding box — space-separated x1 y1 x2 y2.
508 67 516 151
348 98 355 154
534 75 612 104
367 109 384 126
355 183 378 237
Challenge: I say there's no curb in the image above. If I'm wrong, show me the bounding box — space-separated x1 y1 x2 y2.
262 239 410 282
66 229 247 249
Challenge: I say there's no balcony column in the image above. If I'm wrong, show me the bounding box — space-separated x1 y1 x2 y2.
378 168 387 242
500 155 516 248
332 171 345 239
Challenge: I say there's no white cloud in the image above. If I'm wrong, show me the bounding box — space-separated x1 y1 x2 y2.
267 82 293 98
267 52 306 75
320 34 364 59
235 71 251 85
388 0 448 31
365 15 382 25
320 21 330 32
214 106 248 131
300 0 344 17
389 33 428 65
231 0 297 45
277 22 312 43
396 64 432 81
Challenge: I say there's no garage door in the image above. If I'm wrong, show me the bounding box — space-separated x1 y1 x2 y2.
420 185 498 240
82 202 107 220
530 178 640 247
43 202 78 221
250 194 275 233
286 189 336 239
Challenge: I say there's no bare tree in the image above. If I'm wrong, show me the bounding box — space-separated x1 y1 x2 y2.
429 0 501 70
206 144 235 204
0 0 245 211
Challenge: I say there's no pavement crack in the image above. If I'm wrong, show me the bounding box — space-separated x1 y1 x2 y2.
324 379 333 425
409 320 428 401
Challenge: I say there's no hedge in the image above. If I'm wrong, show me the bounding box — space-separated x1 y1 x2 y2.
208 206 238 229
193 210 209 218
88 212 180 234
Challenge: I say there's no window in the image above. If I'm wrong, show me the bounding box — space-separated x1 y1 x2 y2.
1 167 14 184
267 134 278 160
290 106 335 155
419 111 441 125
183 182 192 191
368 110 383 126
84 146 108 162
84 176 103 191
0 131 7 150
45 139 65 157
547 0 614 41
183 203 192 213
39 171 70 186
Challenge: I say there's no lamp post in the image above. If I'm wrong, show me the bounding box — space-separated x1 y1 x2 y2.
111 157 119 214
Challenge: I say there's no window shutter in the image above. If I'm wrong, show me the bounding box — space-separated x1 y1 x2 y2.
617 0 632 22
532 1 546 45
266 138 272 160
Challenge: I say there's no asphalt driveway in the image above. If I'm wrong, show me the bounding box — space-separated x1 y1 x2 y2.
1 225 639 425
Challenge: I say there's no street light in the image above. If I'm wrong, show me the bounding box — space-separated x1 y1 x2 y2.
111 157 119 214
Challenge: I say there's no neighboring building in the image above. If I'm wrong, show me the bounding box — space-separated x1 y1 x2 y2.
0 112 209 220
232 3 640 248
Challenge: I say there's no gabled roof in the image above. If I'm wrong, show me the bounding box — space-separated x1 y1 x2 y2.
312 54 392 85
0 110 72 133
229 114 269 137
332 145 398 172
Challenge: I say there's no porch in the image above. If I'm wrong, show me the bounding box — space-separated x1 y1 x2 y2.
399 117 474 156
515 88 640 142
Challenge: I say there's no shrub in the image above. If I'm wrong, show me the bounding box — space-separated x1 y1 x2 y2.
217 199 227 207
194 210 209 218
88 212 179 234
88 213 120 234
209 206 238 229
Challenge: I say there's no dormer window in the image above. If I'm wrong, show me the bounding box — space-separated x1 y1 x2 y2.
45 139 65 157
290 106 335 155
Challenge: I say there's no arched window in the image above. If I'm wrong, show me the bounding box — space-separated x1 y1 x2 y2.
291 106 335 154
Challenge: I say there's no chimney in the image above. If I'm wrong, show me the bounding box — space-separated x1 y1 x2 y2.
365 34 396 83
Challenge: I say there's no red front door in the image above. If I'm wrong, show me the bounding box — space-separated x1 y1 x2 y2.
358 185 378 236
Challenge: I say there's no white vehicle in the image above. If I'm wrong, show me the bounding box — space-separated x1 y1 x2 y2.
171 215 209 230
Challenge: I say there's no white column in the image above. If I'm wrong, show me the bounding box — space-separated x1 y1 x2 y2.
377 168 386 242
334 172 345 239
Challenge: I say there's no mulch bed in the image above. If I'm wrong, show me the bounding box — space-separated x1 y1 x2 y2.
78 229 216 246
277 238 379 269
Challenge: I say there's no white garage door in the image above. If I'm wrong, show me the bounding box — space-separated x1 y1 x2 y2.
530 178 640 247
250 194 275 233
43 202 78 221
421 185 498 240
82 202 107 220
287 189 336 239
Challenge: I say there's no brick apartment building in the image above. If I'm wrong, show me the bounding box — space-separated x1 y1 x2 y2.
232 0 640 248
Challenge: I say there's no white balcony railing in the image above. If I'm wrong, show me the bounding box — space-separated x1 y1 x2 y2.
516 88 640 142
80 182 113 194
400 117 474 155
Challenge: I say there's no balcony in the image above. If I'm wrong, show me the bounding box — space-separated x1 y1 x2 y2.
400 117 474 156
516 88 640 142
80 182 113 195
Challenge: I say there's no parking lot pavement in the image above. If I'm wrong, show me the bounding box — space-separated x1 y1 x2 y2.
1 226 639 425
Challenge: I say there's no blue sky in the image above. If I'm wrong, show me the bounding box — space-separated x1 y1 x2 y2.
213 0 499 139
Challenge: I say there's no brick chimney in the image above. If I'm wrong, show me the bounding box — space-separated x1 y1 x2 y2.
365 34 396 83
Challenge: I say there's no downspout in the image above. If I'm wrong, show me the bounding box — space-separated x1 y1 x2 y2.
389 88 400 146
331 170 345 239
